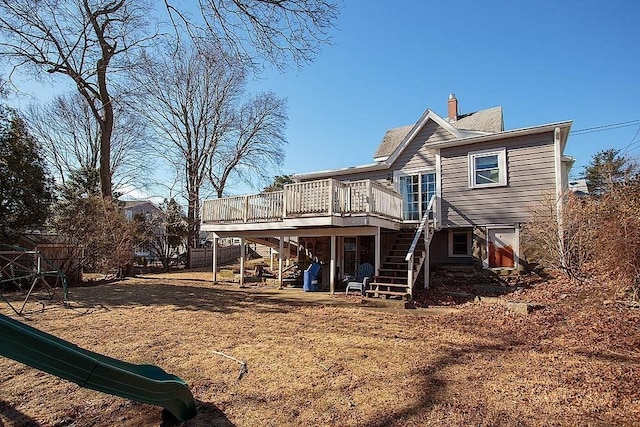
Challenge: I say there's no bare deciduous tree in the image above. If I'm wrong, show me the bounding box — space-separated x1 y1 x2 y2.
133 41 287 248
165 0 340 70
0 0 154 198
209 91 287 197
0 0 338 199
25 92 152 190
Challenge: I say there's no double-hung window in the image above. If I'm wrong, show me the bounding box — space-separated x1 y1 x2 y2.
468 148 507 188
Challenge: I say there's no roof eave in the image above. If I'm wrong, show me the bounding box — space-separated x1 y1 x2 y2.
427 120 573 149
293 162 389 181
383 109 464 165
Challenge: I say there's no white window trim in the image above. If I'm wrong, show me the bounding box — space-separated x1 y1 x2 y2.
394 168 437 222
468 148 507 188
448 229 472 258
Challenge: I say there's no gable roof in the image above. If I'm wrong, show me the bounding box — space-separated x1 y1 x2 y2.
373 105 503 162
453 106 503 133
373 125 413 160
293 101 571 182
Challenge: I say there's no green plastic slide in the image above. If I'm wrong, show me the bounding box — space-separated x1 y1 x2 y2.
0 313 197 421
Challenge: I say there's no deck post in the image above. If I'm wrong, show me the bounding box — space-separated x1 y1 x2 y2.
278 236 284 289
338 236 344 280
330 235 336 294
424 231 430 289
285 236 290 266
212 236 218 283
375 227 381 276
270 248 274 270
328 180 334 215
239 238 245 287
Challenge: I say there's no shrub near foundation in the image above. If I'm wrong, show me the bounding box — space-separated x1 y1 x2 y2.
523 180 640 302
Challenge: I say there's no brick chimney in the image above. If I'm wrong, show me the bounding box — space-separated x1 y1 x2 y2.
448 93 458 121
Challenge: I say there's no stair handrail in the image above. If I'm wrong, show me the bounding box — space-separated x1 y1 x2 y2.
405 195 436 262
405 195 437 292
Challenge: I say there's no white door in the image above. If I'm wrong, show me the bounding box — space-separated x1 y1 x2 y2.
487 228 517 268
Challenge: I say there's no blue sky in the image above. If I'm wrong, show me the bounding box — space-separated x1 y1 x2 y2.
248 0 640 181
5 0 640 198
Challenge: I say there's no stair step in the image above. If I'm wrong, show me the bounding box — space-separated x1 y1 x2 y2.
375 279 407 285
365 289 410 298
370 282 409 290
376 273 407 278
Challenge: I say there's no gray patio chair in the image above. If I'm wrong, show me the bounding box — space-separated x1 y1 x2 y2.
344 263 374 295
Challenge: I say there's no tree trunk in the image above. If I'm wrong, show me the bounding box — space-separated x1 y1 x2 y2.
99 121 113 198
96 53 113 199
187 188 200 250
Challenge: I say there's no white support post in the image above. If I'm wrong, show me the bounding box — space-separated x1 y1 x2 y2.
239 238 245 287
285 236 290 266
375 227 381 276
328 180 334 215
278 236 284 289
270 248 274 270
424 231 430 289
212 236 218 283
338 236 344 280
330 235 336 294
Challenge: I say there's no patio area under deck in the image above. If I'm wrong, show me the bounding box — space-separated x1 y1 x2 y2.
200 179 404 293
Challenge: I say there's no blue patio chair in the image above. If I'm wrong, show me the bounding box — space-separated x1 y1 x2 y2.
344 263 374 295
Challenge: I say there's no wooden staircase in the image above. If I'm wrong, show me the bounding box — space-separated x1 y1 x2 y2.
246 237 299 261
365 195 438 300
365 230 424 300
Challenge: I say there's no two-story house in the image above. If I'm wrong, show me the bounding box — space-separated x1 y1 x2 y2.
201 95 573 299
124 200 165 263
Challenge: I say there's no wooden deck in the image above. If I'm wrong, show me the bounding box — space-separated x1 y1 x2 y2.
201 179 403 227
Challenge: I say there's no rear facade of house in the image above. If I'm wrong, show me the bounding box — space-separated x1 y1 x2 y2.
201 95 573 299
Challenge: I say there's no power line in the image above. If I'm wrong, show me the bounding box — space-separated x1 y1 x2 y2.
620 124 640 156
571 119 640 136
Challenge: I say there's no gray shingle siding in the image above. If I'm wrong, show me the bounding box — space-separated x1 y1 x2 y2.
440 131 556 227
393 120 453 170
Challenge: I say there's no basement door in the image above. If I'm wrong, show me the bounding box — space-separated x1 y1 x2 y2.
487 228 517 268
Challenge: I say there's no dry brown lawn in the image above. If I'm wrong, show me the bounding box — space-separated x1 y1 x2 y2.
1 270 639 427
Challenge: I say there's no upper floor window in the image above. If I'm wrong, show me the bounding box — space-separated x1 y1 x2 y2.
468 148 507 188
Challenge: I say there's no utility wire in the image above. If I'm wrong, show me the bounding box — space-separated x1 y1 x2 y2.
619 124 640 156
571 119 640 136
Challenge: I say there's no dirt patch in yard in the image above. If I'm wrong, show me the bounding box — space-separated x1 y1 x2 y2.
1 271 639 426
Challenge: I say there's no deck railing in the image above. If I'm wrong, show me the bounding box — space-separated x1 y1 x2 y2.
201 179 403 224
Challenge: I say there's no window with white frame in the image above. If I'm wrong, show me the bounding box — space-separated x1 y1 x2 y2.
397 170 436 221
448 230 472 257
468 148 507 188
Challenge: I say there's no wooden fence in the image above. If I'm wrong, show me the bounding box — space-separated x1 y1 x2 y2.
189 245 241 268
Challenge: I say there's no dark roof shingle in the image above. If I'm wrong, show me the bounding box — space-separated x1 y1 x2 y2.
372 106 503 160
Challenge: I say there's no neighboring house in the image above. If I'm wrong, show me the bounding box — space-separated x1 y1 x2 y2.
123 201 165 261
201 95 573 299
568 178 589 195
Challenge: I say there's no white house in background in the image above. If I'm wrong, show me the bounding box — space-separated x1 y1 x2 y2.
123 200 164 261
568 178 589 195
201 95 573 300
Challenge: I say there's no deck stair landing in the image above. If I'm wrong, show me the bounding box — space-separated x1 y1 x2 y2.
366 189 437 300
366 230 425 300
